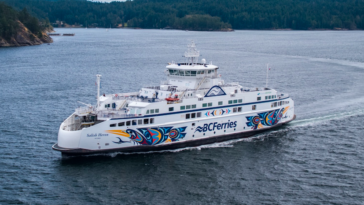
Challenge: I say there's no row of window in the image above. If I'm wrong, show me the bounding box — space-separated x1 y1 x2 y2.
105 103 116 108
228 99 243 104
202 102 213 107
271 100 290 107
110 118 155 127
180 104 197 110
168 69 215 76
265 95 277 100
146 109 159 114
185 112 202 119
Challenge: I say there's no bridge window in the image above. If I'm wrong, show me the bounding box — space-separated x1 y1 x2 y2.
233 100 237 104
257 97 261 101
218 101 223 105
180 106 185 110
155 109 159 113
185 71 191 76
208 102 212 107
169 107 174 112
192 104 196 108
186 105 191 109
191 71 197 76
202 103 207 107
228 100 232 104
151 109 155 114
179 70 185 76
238 99 242 103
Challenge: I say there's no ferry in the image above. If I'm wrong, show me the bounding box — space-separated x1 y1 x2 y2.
52 42 296 155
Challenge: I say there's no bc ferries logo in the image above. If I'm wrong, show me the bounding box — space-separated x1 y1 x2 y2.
195 120 237 132
204 85 226 97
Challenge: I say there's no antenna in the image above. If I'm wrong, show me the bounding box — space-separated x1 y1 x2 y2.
184 41 200 65
96 74 102 108
265 64 269 88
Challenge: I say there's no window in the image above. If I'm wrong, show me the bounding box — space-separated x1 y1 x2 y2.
185 71 191 76
238 99 242 103
191 113 196 118
274 102 277 107
110 123 116 127
265 96 268 100
197 112 201 117
112 103 116 108
202 103 207 107
118 122 125 126
186 114 190 119
238 107 242 112
138 119 143 125
144 118 149 124
233 108 237 113
218 101 223 105
126 121 131 126
208 102 212 107
186 105 191 109
235 90 238 93
269 96 271 99
180 106 185 110
228 100 232 104
132 120 137 125
155 109 159 113
192 104 196 108
169 107 174 112
257 97 261 101
146 110 149 114
192 123 195 126
198 98 203 101
191 71 197 76
150 118 154 124
252 105 256 110
233 100 237 104
150 109 154 114
179 70 185 76
208 70 212 74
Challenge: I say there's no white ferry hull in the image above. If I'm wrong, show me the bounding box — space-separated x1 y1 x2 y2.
53 105 295 155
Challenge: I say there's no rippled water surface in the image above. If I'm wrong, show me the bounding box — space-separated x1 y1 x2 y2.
1 29 364 204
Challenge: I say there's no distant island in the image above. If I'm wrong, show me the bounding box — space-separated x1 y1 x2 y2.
0 3 53 47
1 0 363 31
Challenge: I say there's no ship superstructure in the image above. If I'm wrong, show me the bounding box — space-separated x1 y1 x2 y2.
53 42 295 155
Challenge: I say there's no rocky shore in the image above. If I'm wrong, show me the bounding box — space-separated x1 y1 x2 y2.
0 21 53 47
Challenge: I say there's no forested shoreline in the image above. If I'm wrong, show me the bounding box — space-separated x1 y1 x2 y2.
1 0 364 31
0 2 52 46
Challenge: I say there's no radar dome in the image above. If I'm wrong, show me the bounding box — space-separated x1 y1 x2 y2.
201 59 206 64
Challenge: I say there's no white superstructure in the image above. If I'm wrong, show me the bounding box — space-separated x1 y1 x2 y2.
53 42 295 155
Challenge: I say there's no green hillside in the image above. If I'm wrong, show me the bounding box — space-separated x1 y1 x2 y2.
1 0 364 30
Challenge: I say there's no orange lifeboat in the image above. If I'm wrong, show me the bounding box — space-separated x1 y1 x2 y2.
165 94 179 101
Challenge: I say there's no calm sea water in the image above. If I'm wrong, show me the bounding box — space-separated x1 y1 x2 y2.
1 28 364 204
